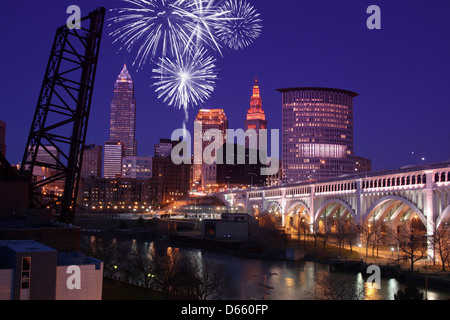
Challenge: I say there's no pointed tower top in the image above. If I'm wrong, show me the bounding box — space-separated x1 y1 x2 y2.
117 64 132 83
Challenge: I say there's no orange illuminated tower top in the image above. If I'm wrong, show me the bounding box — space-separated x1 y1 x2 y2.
245 78 267 149
247 78 266 121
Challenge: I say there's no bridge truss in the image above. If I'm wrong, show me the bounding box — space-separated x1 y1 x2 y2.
19 7 105 224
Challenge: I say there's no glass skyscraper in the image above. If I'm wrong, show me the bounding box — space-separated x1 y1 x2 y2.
109 64 137 157
104 64 137 178
277 87 358 183
103 141 123 179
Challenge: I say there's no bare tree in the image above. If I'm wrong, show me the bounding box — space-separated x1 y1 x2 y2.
334 215 347 256
311 219 321 250
371 219 385 257
360 221 373 259
149 248 184 296
320 215 334 249
390 224 428 271
126 242 155 288
296 216 309 249
190 258 237 300
433 223 450 271
312 272 365 300
345 219 358 253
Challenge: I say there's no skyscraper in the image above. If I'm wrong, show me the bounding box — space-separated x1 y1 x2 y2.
109 64 137 157
103 141 124 179
193 109 228 186
277 87 357 183
245 78 267 149
80 144 102 179
122 156 153 179
32 145 64 193
154 138 176 158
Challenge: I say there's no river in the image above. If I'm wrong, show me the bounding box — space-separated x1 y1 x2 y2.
85 235 450 300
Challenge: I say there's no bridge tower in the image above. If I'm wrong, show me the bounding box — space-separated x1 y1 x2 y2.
19 8 106 224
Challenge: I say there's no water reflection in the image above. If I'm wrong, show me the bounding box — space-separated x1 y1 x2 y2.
83 236 450 300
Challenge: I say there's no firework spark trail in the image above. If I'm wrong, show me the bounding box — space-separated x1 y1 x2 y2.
214 0 262 50
171 0 237 57
108 0 194 69
152 47 218 133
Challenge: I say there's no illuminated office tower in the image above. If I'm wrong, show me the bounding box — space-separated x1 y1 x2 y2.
80 144 102 179
154 138 175 158
103 141 124 179
193 109 228 186
109 64 137 157
277 87 358 183
244 78 267 149
123 156 153 179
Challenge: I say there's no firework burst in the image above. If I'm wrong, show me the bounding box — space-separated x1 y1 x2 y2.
152 47 218 124
108 0 193 69
109 0 262 129
214 0 262 50
171 0 233 57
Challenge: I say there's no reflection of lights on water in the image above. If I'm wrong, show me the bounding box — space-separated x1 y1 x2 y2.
284 277 294 287
364 282 380 300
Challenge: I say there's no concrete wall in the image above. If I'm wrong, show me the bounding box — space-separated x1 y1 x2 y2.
0 269 13 299
215 221 248 240
55 263 103 300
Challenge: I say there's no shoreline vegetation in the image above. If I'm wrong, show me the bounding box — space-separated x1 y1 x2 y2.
74 216 450 300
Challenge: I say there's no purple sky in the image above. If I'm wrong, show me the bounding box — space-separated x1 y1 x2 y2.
1 0 449 171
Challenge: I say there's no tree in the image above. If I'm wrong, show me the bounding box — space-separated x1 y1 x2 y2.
394 285 424 300
345 219 358 253
433 223 450 271
320 215 334 249
190 258 237 300
311 219 321 250
371 219 385 257
127 242 155 288
334 214 347 256
296 216 309 249
360 221 373 259
391 224 428 271
312 272 365 300
149 248 184 296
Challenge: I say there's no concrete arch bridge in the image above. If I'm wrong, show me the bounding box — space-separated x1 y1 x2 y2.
215 162 450 253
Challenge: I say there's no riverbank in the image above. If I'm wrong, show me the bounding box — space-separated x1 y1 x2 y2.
75 217 450 297
166 231 450 295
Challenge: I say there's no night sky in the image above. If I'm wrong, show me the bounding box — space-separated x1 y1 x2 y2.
1 0 449 172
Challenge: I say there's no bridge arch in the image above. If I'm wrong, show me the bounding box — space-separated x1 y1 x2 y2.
436 204 450 229
286 201 311 229
314 199 356 222
363 195 426 227
266 201 282 214
287 201 310 215
248 202 263 217
234 194 247 210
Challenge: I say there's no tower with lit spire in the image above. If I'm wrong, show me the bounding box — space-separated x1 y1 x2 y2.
109 64 137 157
245 78 267 149
104 64 137 178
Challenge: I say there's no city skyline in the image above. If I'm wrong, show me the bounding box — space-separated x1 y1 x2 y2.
1 0 449 174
